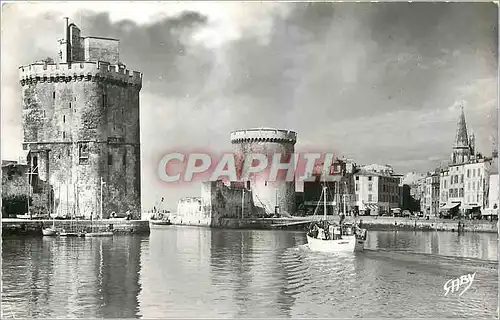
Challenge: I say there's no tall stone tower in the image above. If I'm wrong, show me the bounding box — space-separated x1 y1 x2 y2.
230 128 297 216
19 19 142 219
451 106 473 165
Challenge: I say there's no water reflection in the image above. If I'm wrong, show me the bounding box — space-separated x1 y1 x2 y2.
2 229 498 319
2 236 142 318
371 230 498 261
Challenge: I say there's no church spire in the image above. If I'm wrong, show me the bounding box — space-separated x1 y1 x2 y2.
454 104 469 148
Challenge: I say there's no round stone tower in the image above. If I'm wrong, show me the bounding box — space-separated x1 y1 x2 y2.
19 20 142 219
230 128 297 216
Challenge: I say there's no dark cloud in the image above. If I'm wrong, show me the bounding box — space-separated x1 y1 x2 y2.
2 2 497 210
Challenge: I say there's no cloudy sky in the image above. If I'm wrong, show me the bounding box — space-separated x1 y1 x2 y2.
2 2 498 210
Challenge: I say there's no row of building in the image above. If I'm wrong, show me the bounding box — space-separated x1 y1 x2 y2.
415 107 498 219
173 107 498 225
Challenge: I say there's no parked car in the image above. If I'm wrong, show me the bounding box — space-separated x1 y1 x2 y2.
402 210 411 217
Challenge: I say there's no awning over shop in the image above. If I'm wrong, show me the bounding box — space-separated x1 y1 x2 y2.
440 202 460 210
364 203 379 211
482 208 498 216
462 204 481 210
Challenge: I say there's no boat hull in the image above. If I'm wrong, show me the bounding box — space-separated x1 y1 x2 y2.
150 220 172 226
84 232 113 237
59 232 79 237
306 235 365 253
42 228 58 236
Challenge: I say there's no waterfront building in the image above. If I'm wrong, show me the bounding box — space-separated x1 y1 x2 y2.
399 172 425 212
19 19 142 219
2 161 31 217
484 151 499 220
354 164 400 216
175 180 256 227
303 157 356 216
439 107 493 218
420 171 440 217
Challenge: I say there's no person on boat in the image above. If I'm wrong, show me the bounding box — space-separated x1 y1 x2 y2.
317 227 326 240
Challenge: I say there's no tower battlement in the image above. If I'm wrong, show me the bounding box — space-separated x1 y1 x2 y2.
230 128 297 144
19 61 142 87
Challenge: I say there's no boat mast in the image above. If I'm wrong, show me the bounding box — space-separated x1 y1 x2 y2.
323 186 327 221
343 181 347 215
241 189 245 219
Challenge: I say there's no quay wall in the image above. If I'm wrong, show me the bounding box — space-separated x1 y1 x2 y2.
1 219 150 236
169 216 498 233
356 216 498 233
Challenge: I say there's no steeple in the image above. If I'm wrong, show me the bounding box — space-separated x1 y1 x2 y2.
454 104 469 148
450 104 472 165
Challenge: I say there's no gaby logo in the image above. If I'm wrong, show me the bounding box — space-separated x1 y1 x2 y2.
443 272 476 296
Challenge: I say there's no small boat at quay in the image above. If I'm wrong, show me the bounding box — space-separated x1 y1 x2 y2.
83 231 114 237
42 213 59 236
59 231 79 237
42 227 59 236
306 184 367 253
150 219 172 226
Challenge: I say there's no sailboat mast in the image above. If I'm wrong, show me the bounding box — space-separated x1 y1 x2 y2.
323 186 327 220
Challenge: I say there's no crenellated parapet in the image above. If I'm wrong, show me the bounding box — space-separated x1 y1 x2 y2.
19 61 142 88
230 128 297 144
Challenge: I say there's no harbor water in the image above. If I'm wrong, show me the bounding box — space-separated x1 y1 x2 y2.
2 227 498 318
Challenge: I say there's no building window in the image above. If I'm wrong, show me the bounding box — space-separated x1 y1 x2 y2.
108 154 112 166
467 169 470 177
123 152 126 166
467 182 470 191
67 149 70 156
53 91 55 99
63 115 65 123
355 183 358 191
103 93 107 109
368 183 372 191
264 181 267 186
368 177 372 181
368 194 373 202
355 194 359 201
461 175 464 183
43 110 46 117
459 188 464 197
69 102 71 109
355 176 359 181
473 169 476 177
62 131 66 139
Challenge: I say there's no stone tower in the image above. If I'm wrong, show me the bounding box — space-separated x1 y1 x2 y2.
451 105 473 165
230 128 297 216
19 19 142 219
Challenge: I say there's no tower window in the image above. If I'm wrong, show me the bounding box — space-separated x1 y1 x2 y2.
78 142 89 165
53 91 55 99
